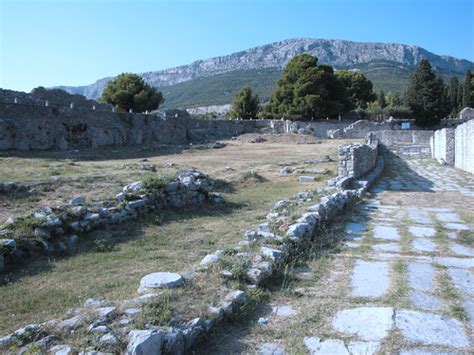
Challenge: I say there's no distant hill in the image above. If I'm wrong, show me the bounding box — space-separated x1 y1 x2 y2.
57 38 473 108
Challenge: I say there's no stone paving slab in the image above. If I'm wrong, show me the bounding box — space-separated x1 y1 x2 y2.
408 291 444 311
331 307 394 341
411 239 437 253
395 310 470 348
448 268 474 295
407 262 436 291
351 260 390 298
373 225 400 241
408 226 436 238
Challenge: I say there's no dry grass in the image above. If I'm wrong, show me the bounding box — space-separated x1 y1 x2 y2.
0 137 344 334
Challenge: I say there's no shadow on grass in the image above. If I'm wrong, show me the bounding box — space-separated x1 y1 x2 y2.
0 143 213 163
0 200 245 286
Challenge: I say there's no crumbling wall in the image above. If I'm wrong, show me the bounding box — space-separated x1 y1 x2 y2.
337 137 378 179
455 119 474 173
0 103 255 150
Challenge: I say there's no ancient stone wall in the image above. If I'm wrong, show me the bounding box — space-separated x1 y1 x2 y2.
0 103 255 150
430 128 456 165
337 138 378 179
455 119 474 173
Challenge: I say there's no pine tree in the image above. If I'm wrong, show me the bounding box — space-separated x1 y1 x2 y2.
229 85 260 119
101 73 164 112
462 70 474 108
268 54 349 119
447 77 462 117
405 60 446 126
377 90 387 109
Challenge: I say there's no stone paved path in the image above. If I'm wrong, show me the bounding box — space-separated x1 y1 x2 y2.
198 154 474 354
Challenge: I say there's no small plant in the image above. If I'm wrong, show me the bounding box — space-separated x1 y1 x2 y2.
93 238 113 253
141 174 174 192
133 296 172 328
218 256 249 282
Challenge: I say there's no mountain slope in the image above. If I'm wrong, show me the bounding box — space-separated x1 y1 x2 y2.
57 38 473 107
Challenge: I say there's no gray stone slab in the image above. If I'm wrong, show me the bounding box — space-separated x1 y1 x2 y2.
271 305 297 317
407 208 433 225
347 341 380 355
372 243 400 253
259 342 285 355
303 337 349 355
373 225 400 241
408 226 436 238
345 222 365 235
435 212 462 223
400 349 463 355
450 244 474 257
411 239 437 253
448 268 474 295
408 291 443 310
444 223 470 231
435 257 474 268
351 260 390 298
407 262 436 291
422 208 453 213
395 310 469 348
332 307 394 341
345 242 360 249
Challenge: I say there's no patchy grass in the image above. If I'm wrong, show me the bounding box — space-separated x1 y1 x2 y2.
0 139 340 334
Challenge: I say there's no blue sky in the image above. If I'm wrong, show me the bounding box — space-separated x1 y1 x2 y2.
1 0 473 92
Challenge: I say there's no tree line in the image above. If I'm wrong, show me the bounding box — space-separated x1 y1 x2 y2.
100 56 474 127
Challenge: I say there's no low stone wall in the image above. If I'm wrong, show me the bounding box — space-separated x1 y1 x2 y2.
0 171 222 273
337 136 378 179
455 119 474 173
430 128 455 165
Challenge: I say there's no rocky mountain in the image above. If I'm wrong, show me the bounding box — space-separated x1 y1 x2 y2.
58 38 473 106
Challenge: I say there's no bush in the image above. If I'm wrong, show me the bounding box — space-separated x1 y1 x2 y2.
141 174 174 191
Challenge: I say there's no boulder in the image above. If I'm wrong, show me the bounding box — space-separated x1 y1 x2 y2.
459 107 474 119
69 196 86 206
126 329 164 355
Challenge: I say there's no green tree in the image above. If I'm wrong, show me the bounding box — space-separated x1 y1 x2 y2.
335 70 375 109
101 73 164 112
386 91 402 107
377 90 387 109
405 60 446 126
229 85 260 119
447 76 463 117
268 54 349 119
462 70 474 108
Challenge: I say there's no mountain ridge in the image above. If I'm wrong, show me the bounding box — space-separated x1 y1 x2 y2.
57 38 474 104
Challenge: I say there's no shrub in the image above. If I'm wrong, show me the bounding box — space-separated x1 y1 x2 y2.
141 174 174 192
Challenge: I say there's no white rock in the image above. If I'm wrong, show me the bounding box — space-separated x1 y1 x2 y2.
138 272 184 293
126 329 163 355
261 246 285 262
199 253 219 266
347 341 380 355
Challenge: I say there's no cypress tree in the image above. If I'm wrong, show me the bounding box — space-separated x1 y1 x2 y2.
405 60 446 126
462 70 474 108
377 89 387 108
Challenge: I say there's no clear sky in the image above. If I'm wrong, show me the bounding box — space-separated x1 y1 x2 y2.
1 0 473 92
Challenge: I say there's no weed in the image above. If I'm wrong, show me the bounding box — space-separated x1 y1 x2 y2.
133 296 172 328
